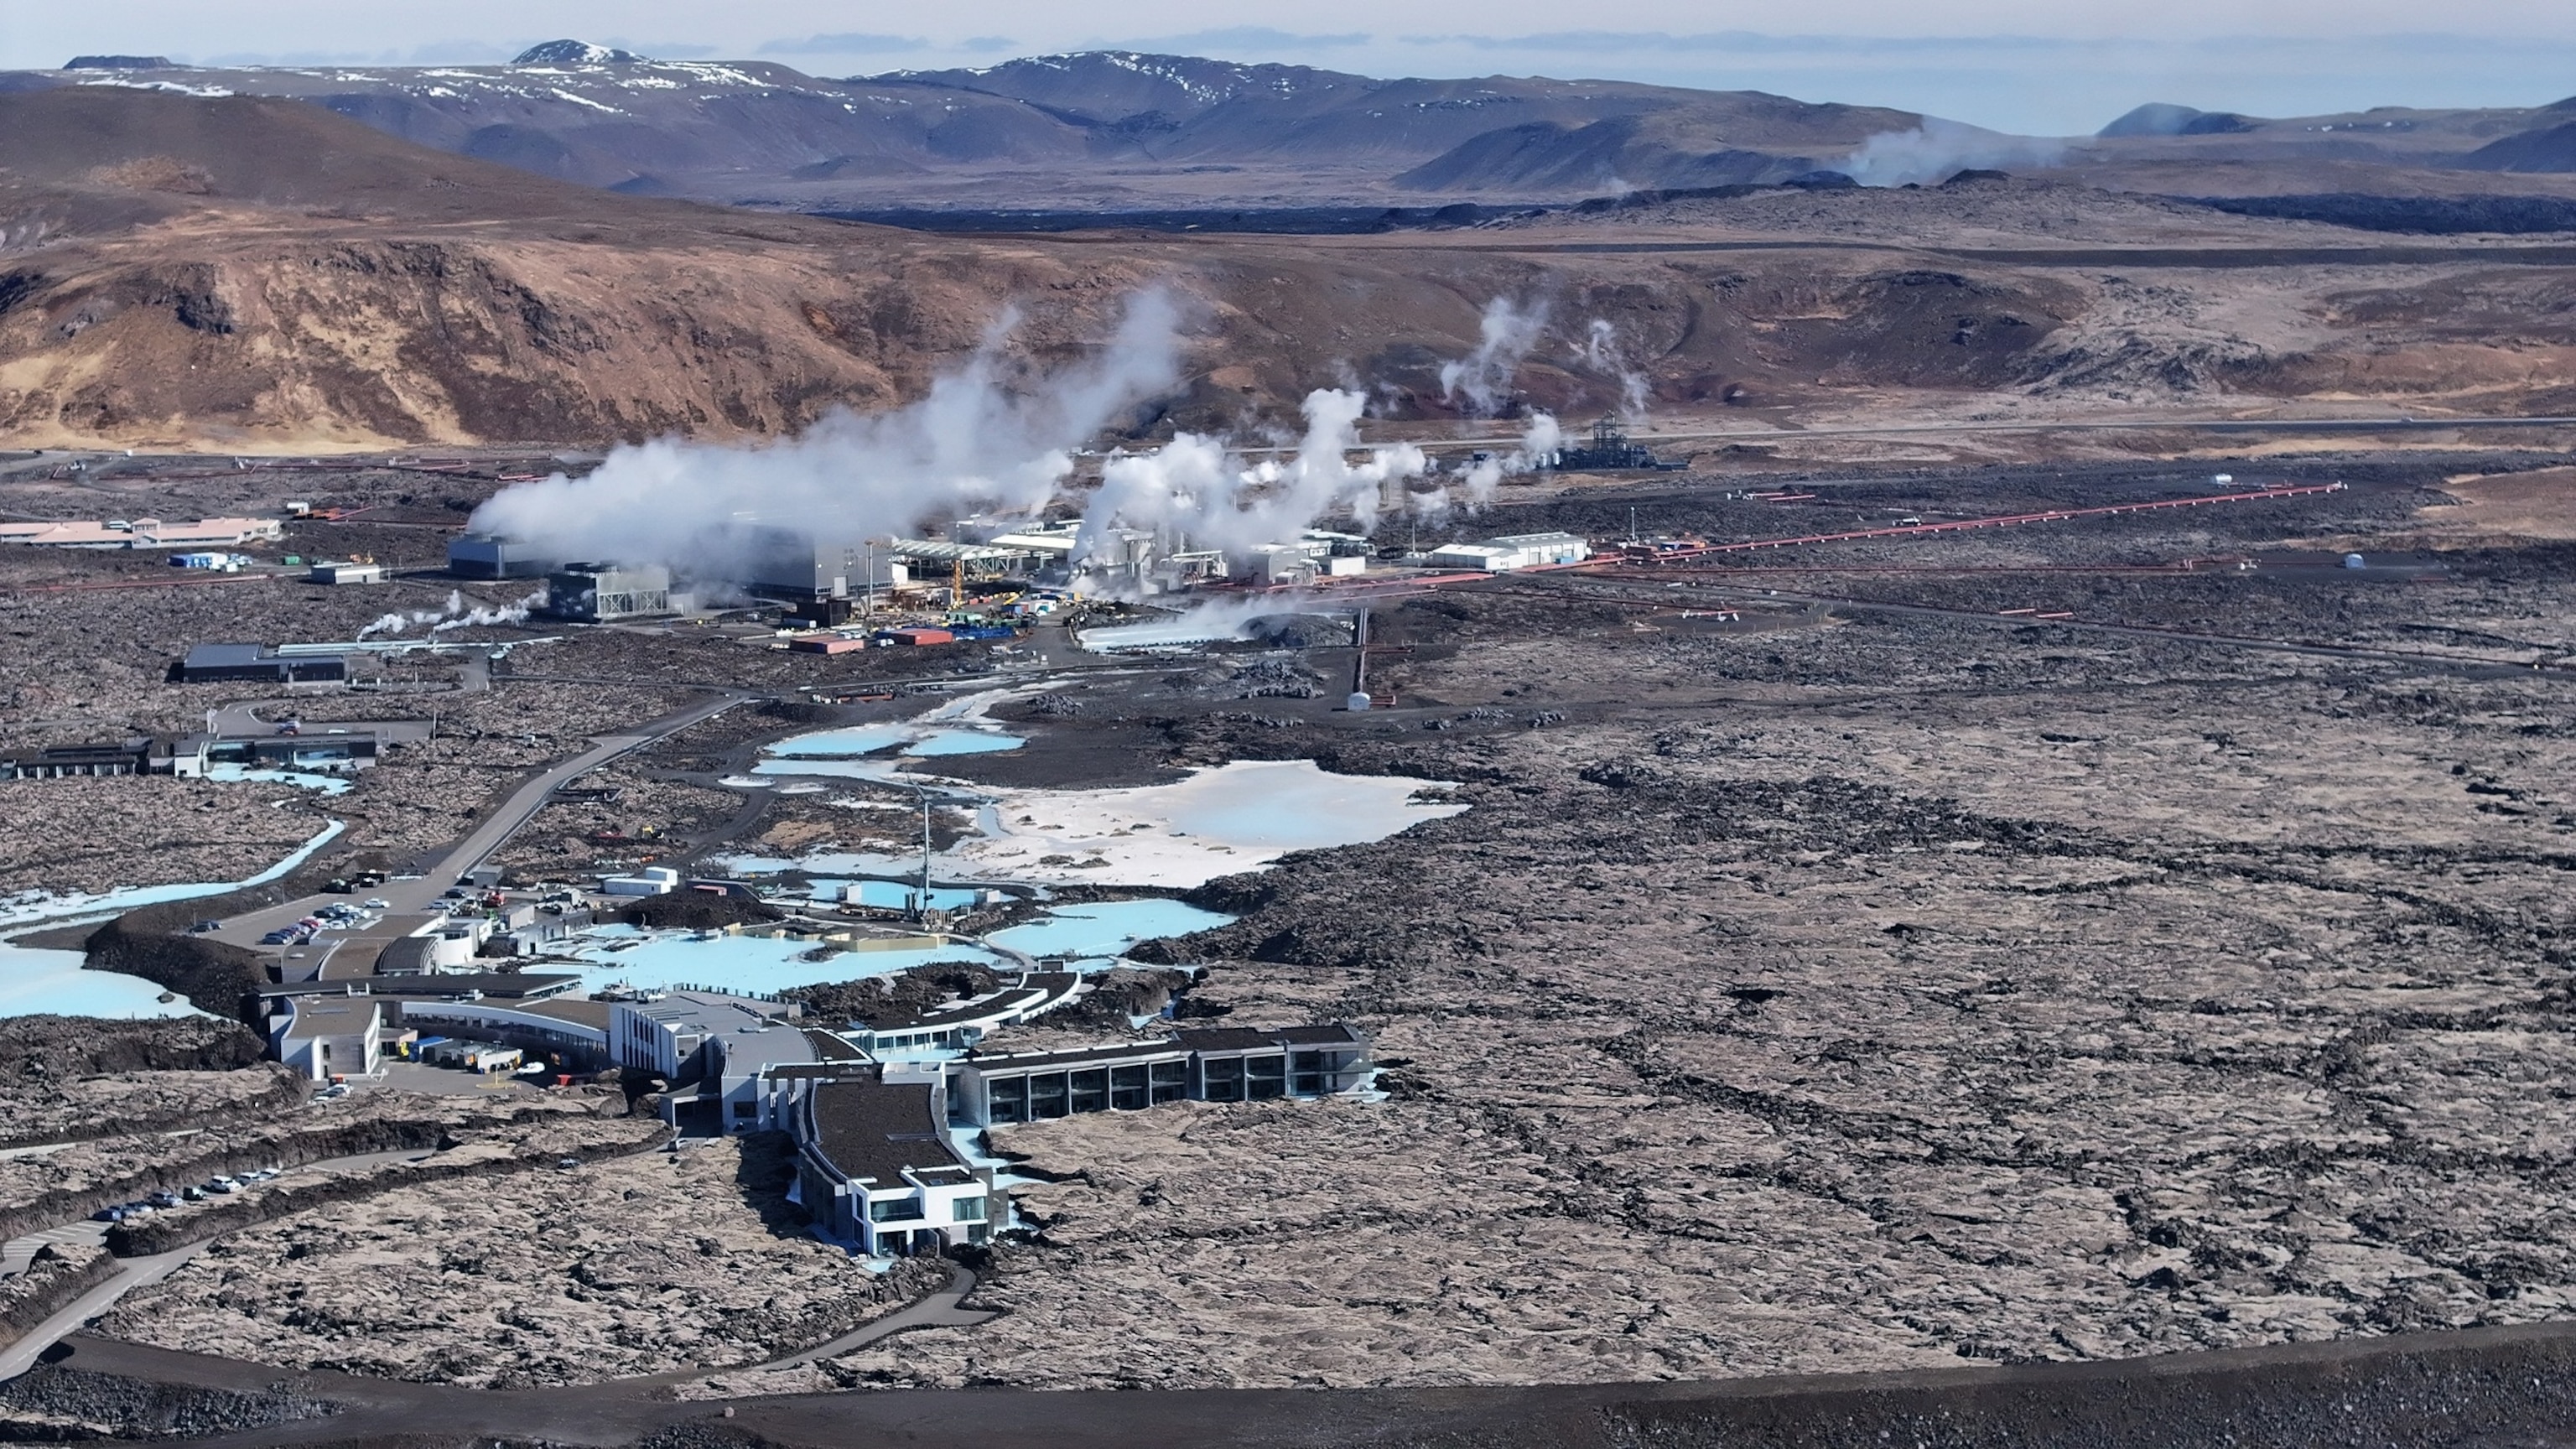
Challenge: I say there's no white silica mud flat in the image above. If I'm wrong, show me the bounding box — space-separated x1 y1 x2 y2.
957 760 1467 888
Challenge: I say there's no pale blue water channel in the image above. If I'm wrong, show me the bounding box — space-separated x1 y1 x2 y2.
0 818 349 1019
987 899 1232 958
561 893 1232 997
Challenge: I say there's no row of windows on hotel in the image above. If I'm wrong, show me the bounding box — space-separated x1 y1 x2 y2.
965 1049 1346 1124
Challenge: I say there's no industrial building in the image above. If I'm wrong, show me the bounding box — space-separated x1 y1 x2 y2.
1545 417 1689 472
714 524 909 605
1427 531 1590 573
307 560 385 585
544 563 673 622
173 643 350 685
0 517 284 549
0 725 392 781
449 534 560 579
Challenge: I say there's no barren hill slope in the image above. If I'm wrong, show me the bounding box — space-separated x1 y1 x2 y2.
7 88 2576 451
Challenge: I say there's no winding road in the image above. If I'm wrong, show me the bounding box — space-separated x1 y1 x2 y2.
210 692 746 949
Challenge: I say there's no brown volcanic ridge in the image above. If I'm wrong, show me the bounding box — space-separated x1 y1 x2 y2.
6 86 2576 451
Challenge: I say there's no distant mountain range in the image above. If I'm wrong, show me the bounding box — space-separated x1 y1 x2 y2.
18 43 2576 214
10 47 1932 210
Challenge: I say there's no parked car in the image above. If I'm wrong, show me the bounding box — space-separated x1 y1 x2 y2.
206 1176 239 1194
182 1186 206 1202
189 920 222 934
260 929 294 944
91 1206 126 1223
317 1083 351 1100
363 898 390 910
148 1191 181 1209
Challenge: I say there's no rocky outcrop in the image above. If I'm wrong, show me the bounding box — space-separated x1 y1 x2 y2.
80 916 268 1022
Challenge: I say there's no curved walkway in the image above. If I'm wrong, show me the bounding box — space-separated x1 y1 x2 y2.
750 1265 995 1374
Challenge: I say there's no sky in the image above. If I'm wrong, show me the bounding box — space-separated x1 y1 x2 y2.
5 2 2575 134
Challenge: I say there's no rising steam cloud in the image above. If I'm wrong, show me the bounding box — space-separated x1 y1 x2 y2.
468 287 1587 600
1077 388 1431 558
469 292 1187 577
1840 119 2066 187
1439 297 1548 417
1579 319 1652 419
356 589 542 639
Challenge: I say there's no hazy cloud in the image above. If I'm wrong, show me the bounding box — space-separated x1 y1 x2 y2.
600 37 718 58
758 33 931 55
958 37 1021 54
1402 30 2082 55
196 41 519 65
1116 27 1371 52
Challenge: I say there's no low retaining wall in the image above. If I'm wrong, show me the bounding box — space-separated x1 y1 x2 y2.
0 1113 510 1250
105 1121 675 1257
0 1245 117 1356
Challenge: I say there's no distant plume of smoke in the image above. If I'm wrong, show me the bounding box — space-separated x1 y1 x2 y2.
1578 319 1652 419
1449 413 1564 513
1439 297 1549 417
468 292 1186 575
1077 388 1430 566
428 589 544 634
1840 119 2065 187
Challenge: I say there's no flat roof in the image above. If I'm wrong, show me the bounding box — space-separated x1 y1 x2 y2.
1174 1024 1368 1053
879 972 1078 1033
281 999 377 1039
885 538 1042 563
806 1081 970 1189
963 1041 1192 1072
623 989 792 1026
524 999 613 1028
804 1026 870 1062
766 1062 875 1081
362 972 583 1000
181 642 271 667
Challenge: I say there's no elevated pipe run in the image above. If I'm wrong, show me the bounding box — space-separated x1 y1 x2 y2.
1583 482 2349 564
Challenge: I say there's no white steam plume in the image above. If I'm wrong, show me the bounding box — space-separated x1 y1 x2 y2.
1076 388 1429 571
1452 413 1565 512
1439 297 1548 418
355 589 470 640
1077 594 1301 652
428 589 544 634
1579 319 1652 419
359 588 538 639
1840 119 2065 187
467 292 1186 578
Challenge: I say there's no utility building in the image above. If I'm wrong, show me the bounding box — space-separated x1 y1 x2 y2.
544 563 672 621
709 523 906 605
173 644 349 684
449 534 560 579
